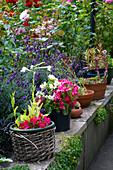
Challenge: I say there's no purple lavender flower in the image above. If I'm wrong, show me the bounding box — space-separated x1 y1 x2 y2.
34 79 37 83
39 86 41 91
28 65 30 69
26 54 29 58
7 81 10 84
0 49 2 54
57 73 59 76
52 68 55 72
9 77 13 81
6 72 8 75
28 90 31 93
26 81 29 86
14 71 17 75
2 67 5 70
61 74 64 78
51 91 54 96
13 58 16 61
22 96 26 101
22 81 25 86
32 60 36 65
58 76 61 79
0 76 3 80
14 64 17 67
45 54 48 57
0 89 3 92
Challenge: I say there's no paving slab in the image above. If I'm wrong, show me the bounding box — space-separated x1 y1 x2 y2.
88 131 113 170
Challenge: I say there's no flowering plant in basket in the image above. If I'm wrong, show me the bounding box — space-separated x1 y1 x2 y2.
11 63 52 130
36 75 79 115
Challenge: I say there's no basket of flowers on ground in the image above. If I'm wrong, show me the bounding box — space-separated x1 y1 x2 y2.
9 64 55 162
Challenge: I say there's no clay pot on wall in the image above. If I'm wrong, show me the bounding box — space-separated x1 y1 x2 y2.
77 90 94 108
71 107 83 118
85 82 107 100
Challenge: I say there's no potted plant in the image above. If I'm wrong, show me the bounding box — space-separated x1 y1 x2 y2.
83 43 109 100
71 101 83 118
9 63 55 162
36 75 79 132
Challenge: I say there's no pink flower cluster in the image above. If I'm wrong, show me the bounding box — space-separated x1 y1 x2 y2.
54 79 79 110
105 0 113 3
18 113 51 129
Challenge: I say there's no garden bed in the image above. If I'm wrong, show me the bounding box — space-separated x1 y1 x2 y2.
1 80 113 170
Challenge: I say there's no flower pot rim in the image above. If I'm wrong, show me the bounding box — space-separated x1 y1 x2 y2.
78 90 94 97
10 121 55 133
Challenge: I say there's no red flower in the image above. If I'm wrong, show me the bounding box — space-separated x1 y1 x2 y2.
25 1 33 7
34 3 42 8
6 0 17 4
23 19 30 27
33 0 40 2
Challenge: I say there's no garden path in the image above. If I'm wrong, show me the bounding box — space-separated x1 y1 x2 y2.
88 131 113 170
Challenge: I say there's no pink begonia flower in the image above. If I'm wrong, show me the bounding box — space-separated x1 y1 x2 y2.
30 117 37 125
102 50 107 54
105 0 112 3
38 121 46 128
20 9 30 20
44 116 51 124
59 104 65 109
66 0 72 2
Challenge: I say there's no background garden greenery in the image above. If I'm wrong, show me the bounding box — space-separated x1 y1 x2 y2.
0 0 113 155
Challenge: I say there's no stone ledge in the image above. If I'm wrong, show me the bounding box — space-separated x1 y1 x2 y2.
5 81 113 170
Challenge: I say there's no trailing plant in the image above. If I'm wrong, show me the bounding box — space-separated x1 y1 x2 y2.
49 133 82 170
0 157 13 163
94 107 107 125
2 165 30 170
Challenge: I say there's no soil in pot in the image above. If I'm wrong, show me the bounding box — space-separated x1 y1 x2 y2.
77 90 94 108
71 107 83 118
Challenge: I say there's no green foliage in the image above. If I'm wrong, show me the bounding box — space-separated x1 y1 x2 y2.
94 107 107 125
2 165 30 170
49 134 82 169
94 1 113 53
0 157 13 163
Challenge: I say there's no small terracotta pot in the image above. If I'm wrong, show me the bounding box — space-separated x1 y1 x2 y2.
71 107 83 118
77 90 94 108
85 81 107 100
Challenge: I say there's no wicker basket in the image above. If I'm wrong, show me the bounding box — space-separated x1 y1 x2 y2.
10 121 55 162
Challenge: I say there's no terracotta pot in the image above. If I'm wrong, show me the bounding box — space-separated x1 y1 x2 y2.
77 90 94 108
85 81 107 100
71 107 83 118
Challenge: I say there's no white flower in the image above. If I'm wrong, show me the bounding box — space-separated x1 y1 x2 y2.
30 65 34 69
48 74 56 80
35 91 43 97
49 84 54 89
47 66 51 71
21 67 28 72
40 82 47 89
48 95 54 100
20 10 29 21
